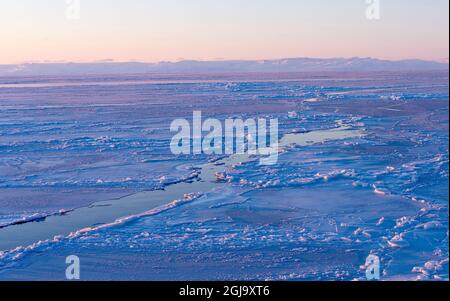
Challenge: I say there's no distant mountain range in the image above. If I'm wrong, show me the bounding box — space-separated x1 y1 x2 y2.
0 57 448 76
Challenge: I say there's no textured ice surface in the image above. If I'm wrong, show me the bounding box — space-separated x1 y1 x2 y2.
0 71 448 280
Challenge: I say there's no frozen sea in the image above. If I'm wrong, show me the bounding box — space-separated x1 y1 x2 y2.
0 71 448 280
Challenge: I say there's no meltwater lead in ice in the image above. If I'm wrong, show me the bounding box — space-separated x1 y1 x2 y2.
170 111 279 165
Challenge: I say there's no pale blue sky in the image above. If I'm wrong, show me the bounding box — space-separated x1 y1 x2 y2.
0 0 448 63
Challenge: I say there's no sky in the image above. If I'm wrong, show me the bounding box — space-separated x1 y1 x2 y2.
0 0 448 64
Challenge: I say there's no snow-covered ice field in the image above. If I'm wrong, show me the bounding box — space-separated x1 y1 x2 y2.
0 71 448 280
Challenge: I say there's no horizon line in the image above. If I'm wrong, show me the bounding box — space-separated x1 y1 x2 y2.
2 56 449 66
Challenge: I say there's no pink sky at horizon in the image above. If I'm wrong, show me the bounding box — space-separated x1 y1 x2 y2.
1 0 448 65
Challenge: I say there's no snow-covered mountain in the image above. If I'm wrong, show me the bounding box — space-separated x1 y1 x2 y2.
0 57 447 76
